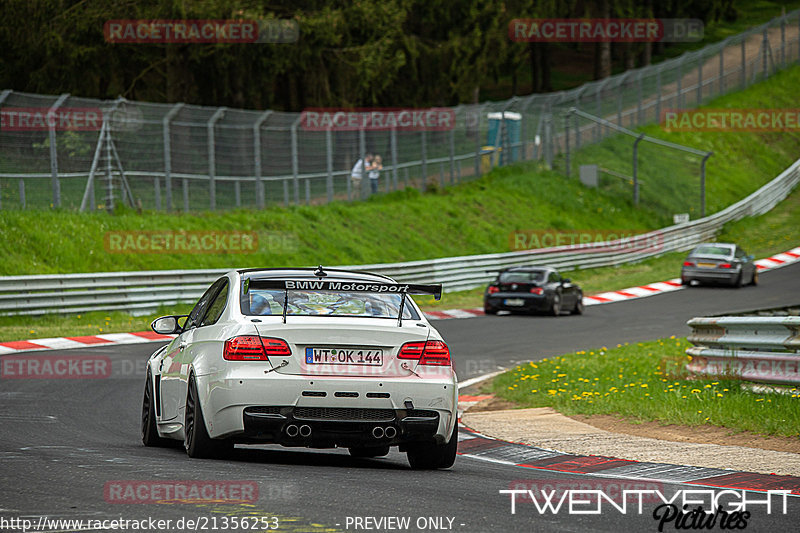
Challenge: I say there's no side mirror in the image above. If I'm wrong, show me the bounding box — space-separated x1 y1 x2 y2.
151 316 184 335
562 278 571 284
747 255 754 261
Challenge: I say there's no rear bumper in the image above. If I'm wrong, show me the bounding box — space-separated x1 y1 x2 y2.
197 369 457 446
485 292 551 312
240 406 442 448
681 267 740 284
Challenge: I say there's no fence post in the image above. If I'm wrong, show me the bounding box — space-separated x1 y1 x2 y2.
520 97 535 160
391 127 399 190
474 107 482 178
105 120 114 211
420 129 427 192
253 110 272 209
655 68 662 123
676 56 684 109
19 179 25 209
696 57 703 105
326 128 334 202
781 15 786 66
154 177 161 210
700 152 713 218
617 74 625 126
0 90 10 209
762 29 769 79
741 39 746 88
163 103 184 212
449 124 456 184
290 115 302 204
357 127 366 200
636 72 643 125
718 47 724 96
564 111 571 178
207 107 226 210
183 178 189 212
632 133 645 207
48 93 69 208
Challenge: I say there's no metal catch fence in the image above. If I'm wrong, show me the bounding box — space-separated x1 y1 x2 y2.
1 10 800 212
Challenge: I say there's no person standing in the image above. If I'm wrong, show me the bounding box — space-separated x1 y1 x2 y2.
351 153 373 193
368 154 383 195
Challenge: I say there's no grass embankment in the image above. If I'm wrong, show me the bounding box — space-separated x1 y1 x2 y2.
2 67 800 340
491 338 800 437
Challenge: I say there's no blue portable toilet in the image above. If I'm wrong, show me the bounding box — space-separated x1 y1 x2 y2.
487 111 521 164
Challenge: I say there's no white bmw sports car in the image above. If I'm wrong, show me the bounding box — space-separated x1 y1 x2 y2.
142 267 459 469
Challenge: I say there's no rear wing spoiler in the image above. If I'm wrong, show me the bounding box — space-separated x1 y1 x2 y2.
246 279 442 301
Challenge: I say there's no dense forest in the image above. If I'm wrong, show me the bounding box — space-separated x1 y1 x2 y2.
1 0 737 110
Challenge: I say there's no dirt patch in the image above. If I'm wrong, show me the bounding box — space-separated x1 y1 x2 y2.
468 395 800 454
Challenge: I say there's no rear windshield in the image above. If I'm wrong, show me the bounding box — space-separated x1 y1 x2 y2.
499 271 545 283
692 245 732 257
242 288 420 320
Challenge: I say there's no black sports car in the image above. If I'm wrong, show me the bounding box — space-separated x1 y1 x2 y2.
483 266 583 316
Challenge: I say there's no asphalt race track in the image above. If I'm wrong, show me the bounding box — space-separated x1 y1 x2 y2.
442 262 800 381
0 262 798 532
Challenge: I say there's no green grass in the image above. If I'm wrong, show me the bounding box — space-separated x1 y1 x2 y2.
491 337 800 437
3 67 800 276
416 181 800 310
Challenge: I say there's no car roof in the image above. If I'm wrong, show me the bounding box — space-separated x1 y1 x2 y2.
694 242 735 248
501 266 553 273
238 267 395 284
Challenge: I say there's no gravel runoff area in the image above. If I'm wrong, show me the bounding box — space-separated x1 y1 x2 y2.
461 406 800 477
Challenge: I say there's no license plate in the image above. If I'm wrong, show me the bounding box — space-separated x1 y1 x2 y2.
504 298 525 306
305 347 383 366
697 262 716 268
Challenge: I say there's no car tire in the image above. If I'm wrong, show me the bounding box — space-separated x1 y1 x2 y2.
483 306 498 315
349 445 390 458
571 296 584 315
406 422 458 470
141 371 171 447
550 294 562 316
750 270 758 286
733 272 743 288
185 374 232 458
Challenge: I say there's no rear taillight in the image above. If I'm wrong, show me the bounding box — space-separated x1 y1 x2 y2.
398 340 451 366
529 287 543 294
487 286 499 294
719 263 732 269
223 336 290 361
683 261 695 267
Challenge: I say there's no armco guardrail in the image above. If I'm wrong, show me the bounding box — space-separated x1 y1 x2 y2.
1 156 799 316
686 317 800 386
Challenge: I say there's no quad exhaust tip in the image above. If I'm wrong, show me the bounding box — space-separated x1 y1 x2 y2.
285 424 299 437
372 426 385 439
299 424 312 437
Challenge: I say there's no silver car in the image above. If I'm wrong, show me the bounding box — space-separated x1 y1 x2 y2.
681 243 758 287
142 267 458 470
